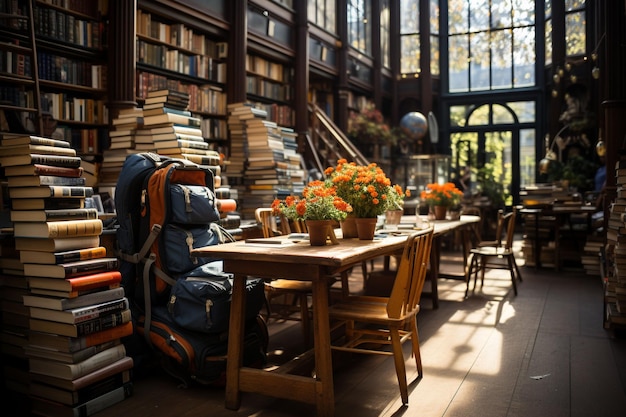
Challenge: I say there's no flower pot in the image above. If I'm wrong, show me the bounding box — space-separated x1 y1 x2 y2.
305 220 338 246
340 216 358 238
354 217 378 240
433 205 447 220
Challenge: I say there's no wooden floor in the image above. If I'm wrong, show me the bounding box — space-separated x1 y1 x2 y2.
92 245 626 417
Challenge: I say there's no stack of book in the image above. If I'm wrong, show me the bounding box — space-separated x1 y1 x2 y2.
0 134 134 415
107 107 144 151
0 232 30 410
225 102 267 186
605 159 626 327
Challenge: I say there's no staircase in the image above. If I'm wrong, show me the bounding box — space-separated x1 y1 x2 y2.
302 103 369 176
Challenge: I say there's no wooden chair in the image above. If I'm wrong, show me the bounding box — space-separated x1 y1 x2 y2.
464 207 522 297
328 227 434 405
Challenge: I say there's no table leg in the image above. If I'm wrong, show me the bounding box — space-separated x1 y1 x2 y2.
312 275 335 417
429 237 440 309
225 273 246 410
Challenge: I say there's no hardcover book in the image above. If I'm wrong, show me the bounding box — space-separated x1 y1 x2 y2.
13 218 103 238
7 175 87 187
20 246 107 265
24 257 119 279
9 185 94 199
14 235 101 252
28 355 132 389
29 297 129 324
24 340 121 364
30 371 131 406
28 343 127 380
28 321 133 353
10 208 98 223
29 308 132 338
0 153 82 168
27 270 122 295
10 197 86 211
22 287 126 311
0 143 77 157
1 135 71 148
2 163 84 178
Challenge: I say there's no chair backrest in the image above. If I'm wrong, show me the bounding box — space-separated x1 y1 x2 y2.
502 207 517 251
387 227 434 319
255 207 291 238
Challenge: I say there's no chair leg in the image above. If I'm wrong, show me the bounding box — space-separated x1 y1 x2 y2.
507 255 518 295
389 328 409 405
410 318 422 377
299 293 311 348
464 253 476 298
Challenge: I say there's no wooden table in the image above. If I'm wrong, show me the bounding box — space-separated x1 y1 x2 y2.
191 215 479 416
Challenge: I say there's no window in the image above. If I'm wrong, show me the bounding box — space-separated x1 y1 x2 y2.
400 0 420 74
308 0 336 34
448 0 536 92
381 0 390 68
430 0 440 76
348 0 371 54
565 0 585 57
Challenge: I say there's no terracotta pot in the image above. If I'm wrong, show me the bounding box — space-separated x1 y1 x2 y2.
433 205 447 220
340 216 358 238
354 217 378 240
305 220 335 246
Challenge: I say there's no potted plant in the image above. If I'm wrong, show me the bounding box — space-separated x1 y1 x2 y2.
271 180 352 245
384 184 410 226
420 182 464 220
347 104 395 158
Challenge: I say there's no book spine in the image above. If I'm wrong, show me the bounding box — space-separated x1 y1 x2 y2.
31 154 82 168
73 298 129 323
54 246 107 263
49 186 94 198
65 258 119 278
79 321 134 349
38 176 87 186
34 164 84 177
48 219 103 238
45 208 99 222
75 310 132 336
73 381 133 417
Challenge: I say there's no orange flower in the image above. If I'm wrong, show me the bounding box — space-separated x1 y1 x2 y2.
272 180 352 221
420 182 463 207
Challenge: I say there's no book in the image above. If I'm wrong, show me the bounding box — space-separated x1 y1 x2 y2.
30 370 131 406
0 153 82 168
29 355 132 389
24 257 119 279
29 308 132 337
28 344 127 380
30 381 133 417
10 208 98 223
3 163 84 178
29 297 129 324
0 143 77 157
20 246 107 265
28 270 122 295
22 287 126 311
142 112 201 127
28 321 133 353
1 135 71 148
13 219 103 238
9 185 94 199
148 124 203 136
142 106 192 117
10 197 86 211
7 175 86 187
25 340 121 364
14 235 101 252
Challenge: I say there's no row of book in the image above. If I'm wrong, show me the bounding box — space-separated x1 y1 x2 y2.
0 133 134 416
605 159 626 327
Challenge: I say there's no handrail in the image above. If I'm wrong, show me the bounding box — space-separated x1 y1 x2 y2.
303 103 369 175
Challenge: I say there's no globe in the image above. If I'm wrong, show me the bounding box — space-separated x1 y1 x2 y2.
399 112 428 141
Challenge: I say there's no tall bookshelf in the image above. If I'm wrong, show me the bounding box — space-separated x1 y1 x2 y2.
135 7 228 150
33 0 109 156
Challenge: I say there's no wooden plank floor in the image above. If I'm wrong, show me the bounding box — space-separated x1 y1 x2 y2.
81 246 626 417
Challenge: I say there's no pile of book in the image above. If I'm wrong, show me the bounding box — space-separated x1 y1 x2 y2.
605 159 626 327
0 134 134 416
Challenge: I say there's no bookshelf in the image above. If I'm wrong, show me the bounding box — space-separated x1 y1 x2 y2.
135 7 228 147
33 0 110 156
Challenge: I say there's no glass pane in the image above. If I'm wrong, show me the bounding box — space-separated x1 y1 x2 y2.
545 19 552 65
566 11 586 56
520 128 536 187
381 1 390 68
492 29 513 89
326 0 336 33
566 0 586 12
508 101 536 123
545 0 552 18
451 132 479 172
401 35 420 74
400 0 419 34
512 0 535 26
470 32 490 91
430 0 439 34
469 0 489 32
492 104 514 124
485 131 513 206
467 104 489 126
492 0 512 29
430 35 440 76
449 34 469 92
450 105 470 127
514 26 535 87
448 0 468 35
